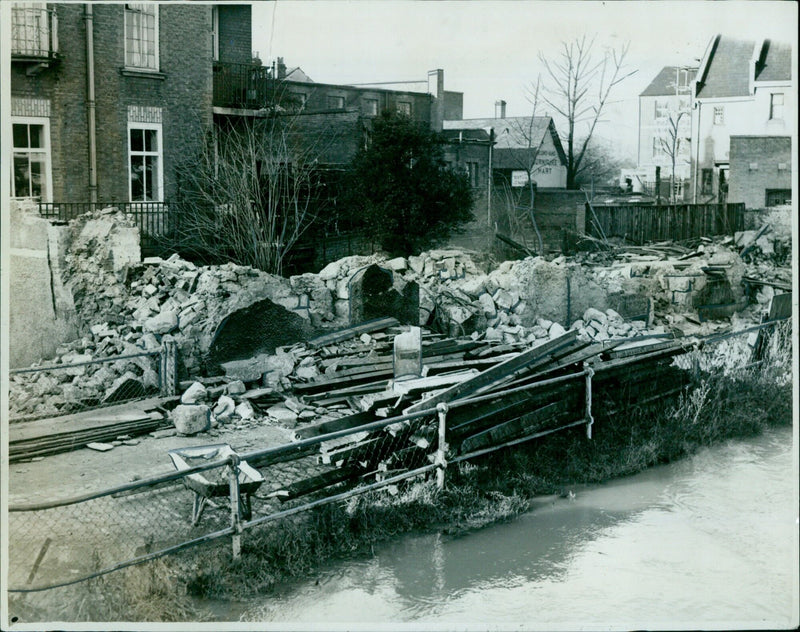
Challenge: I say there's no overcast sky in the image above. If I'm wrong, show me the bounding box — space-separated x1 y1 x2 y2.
252 1 797 161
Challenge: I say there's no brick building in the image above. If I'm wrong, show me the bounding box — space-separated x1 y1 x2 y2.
8 3 248 204
691 35 793 204
728 136 792 209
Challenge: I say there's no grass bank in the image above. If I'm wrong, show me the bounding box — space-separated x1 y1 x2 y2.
10 324 793 621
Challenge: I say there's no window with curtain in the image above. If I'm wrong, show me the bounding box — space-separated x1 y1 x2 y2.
12 119 51 201
125 3 158 70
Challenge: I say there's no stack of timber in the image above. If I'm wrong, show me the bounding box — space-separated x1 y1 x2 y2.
269 326 692 503
9 398 172 462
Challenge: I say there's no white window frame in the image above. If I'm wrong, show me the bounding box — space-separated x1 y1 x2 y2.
11 116 53 202
127 121 163 202
397 101 412 116
713 106 724 126
124 3 159 71
363 98 379 116
769 93 784 120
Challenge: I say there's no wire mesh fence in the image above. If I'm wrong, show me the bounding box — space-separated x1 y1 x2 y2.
6 319 791 593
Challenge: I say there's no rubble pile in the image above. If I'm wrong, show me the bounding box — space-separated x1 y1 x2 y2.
9 206 791 425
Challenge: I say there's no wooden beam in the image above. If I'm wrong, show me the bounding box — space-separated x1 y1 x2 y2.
403 331 578 414
307 317 400 348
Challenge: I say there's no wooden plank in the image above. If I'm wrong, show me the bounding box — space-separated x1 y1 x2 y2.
449 383 583 440
403 331 578 414
272 465 364 502
460 401 572 453
307 317 400 348
292 410 376 440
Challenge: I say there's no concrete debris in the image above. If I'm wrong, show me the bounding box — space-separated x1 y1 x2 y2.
86 442 116 452
180 381 208 404
171 404 211 435
8 205 791 426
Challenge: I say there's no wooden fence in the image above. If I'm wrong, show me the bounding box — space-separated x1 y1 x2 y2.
587 203 745 245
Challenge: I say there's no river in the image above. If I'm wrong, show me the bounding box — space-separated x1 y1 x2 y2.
230 426 797 629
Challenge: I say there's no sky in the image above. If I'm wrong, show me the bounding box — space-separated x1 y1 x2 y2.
252 0 797 162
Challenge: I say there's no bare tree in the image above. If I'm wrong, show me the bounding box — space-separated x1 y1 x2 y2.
658 110 689 204
500 77 545 253
175 115 336 275
538 35 635 189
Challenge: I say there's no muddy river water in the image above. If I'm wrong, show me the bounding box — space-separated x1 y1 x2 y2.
222 426 797 629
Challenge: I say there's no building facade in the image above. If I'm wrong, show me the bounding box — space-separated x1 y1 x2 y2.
9 2 235 204
691 35 793 205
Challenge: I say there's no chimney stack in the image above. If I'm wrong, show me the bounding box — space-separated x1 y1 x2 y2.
428 69 445 131
277 57 287 79
495 100 506 118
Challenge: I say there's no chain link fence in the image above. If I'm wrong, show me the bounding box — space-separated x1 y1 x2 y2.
7 319 791 593
8 342 177 424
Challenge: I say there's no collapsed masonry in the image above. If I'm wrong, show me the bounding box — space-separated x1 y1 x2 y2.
7 201 791 423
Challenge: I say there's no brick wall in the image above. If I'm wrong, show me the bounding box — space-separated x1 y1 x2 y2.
286 111 364 165
283 80 433 126
728 135 791 209
217 5 252 64
11 4 213 203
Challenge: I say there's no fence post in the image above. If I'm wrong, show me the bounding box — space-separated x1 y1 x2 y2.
435 403 449 490
160 336 179 396
228 455 242 560
584 363 595 439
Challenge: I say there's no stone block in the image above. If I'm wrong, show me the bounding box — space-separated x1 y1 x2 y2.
144 310 178 334
478 292 497 318
181 381 208 404
171 404 211 435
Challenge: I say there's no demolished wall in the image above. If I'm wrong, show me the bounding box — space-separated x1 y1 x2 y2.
9 201 79 368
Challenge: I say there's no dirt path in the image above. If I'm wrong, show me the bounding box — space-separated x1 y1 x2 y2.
7 408 318 590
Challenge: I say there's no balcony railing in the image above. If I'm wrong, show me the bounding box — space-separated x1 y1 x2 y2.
213 61 279 110
11 4 59 60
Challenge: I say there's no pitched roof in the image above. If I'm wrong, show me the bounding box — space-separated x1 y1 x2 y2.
695 36 793 99
640 66 697 97
444 116 567 166
444 116 551 150
696 36 755 98
441 128 491 143
285 67 313 83
755 40 792 82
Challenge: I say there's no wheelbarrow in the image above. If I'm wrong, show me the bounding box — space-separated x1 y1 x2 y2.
168 444 264 526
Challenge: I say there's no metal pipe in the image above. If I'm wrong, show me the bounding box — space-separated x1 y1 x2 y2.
692 100 700 204
84 4 98 203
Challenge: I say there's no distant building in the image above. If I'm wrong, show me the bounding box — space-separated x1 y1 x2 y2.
636 65 697 200
443 103 568 190
692 35 793 205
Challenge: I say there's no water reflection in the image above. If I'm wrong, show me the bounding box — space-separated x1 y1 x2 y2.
243 427 796 628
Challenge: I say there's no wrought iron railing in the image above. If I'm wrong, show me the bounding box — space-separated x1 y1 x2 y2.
213 61 277 110
11 4 59 59
38 202 174 255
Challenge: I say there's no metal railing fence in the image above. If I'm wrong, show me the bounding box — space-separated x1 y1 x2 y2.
38 202 174 256
7 320 791 593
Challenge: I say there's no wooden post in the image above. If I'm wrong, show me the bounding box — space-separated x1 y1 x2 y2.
435 403 448 490
584 363 595 439
160 336 179 396
228 455 242 560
